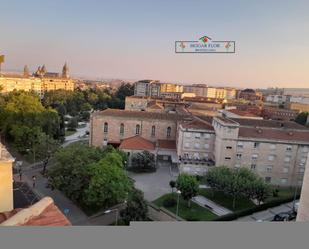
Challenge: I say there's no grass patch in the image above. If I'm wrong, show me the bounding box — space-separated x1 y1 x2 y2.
265 186 300 203
65 130 76 136
198 189 256 211
153 193 218 221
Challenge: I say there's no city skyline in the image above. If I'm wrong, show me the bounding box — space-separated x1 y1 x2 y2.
1 0 309 88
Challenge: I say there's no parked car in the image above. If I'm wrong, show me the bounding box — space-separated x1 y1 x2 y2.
272 211 297 221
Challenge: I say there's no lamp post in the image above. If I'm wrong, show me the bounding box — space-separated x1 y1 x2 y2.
104 208 119 226
176 190 181 217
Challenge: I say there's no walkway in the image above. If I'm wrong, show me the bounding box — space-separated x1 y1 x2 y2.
64 122 89 141
192 195 232 216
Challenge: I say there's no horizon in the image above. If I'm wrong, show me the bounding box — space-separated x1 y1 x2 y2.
1 0 309 88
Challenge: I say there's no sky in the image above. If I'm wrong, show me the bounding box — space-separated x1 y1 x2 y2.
1 0 309 88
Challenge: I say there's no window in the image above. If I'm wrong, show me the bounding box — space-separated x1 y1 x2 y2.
193 153 200 159
203 153 209 159
268 155 275 161
286 145 292 151
226 146 232 150
194 143 200 149
151 125 156 137
103 138 108 146
195 133 201 139
204 144 210 149
167 127 171 138
254 142 260 149
266 166 273 173
265 177 271 183
269 144 276 150
280 178 288 184
299 168 305 173
235 164 240 168
204 133 210 139
120 123 124 136
301 157 307 164
103 122 108 133
302 146 309 153
136 124 140 135
283 167 289 173
284 156 291 163
225 157 231 160
252 154 258 160
185 132 191 138
237 142 244 149
251 164 256 170
236 153 242 160
184 143 190 148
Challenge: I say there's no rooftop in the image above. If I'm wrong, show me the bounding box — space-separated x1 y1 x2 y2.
157 140 176 150
0 197 71 226
119 136 155 150
226 109 260 117
238 127 309 143
181 118 214 131
230 118 308 130
93 108 189 121
0 142 14 162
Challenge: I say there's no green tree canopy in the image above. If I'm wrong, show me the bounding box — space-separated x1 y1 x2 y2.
176 174 199 207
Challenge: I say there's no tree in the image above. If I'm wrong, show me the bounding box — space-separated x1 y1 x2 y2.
48 144 106 203
129 151 156 173
295 112 308 126
120 189 148 225
169 180 176 193
67 117 78 131
83 154 133 210
176 174 199 207
205 166 270 208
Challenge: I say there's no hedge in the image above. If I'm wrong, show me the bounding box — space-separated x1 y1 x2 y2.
212 194 300 221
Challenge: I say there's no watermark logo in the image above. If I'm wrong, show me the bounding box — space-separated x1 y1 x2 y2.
175 35 235 53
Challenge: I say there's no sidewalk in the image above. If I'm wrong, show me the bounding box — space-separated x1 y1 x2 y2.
192 195 232 216
20 170 90 225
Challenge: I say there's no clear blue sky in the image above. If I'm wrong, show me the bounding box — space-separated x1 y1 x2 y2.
1 0 309 88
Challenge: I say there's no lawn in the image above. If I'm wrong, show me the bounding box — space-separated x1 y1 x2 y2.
265 186 300 203
153 193 218 221
65 130 76 136
198 189 256 211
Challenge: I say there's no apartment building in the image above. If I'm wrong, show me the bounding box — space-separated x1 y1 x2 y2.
134 80 160 97
212 117 309 186
90 104 309 186
183 84 208 97
296 151 309 221
0 142 14 212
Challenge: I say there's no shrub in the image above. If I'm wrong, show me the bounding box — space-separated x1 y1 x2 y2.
162 197 177 208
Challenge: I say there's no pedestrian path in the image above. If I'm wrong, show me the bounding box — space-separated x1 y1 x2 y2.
192 195 232 216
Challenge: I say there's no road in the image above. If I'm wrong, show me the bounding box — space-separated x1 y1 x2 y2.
236 201 298 221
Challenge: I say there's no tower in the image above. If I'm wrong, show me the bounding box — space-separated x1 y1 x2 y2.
23 65 30 77
62 62 69 78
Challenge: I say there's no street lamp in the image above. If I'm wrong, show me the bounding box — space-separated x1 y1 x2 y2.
104 200 127 226
104 208 119 226
176 190 181 217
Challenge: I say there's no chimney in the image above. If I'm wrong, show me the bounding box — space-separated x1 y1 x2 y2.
0 142 14 212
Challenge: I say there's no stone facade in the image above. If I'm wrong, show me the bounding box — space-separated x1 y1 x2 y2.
0 143 14 212
297 152 309 221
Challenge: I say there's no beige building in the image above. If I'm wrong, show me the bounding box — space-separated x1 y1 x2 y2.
0 63 74 96
289 102 309 113
90 102 309 186
212 117 309 186
0 142 14 213
296 152 309 221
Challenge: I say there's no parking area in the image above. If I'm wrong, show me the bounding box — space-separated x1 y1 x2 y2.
127 165 178 201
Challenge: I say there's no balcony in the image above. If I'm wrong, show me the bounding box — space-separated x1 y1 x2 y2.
178 156 215 166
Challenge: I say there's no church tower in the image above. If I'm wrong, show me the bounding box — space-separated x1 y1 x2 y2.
62 62 69 78
23 65 30 77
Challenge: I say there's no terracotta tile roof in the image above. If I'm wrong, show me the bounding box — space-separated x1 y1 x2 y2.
238 127 309 143
227 109 259 117
231 118 308 130
0 197 71 226
181 118 214 130
119 136 155 150
93 108 188 121
158 140 176 150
